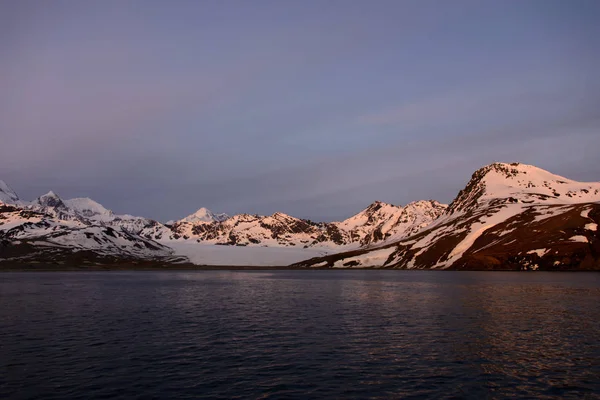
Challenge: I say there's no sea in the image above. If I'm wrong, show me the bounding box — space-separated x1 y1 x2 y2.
1 271 599 399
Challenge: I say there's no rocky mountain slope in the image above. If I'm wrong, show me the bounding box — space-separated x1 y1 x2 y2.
145 200 447 249
0 179 445 266
0 203 178 267
0 181 20 204
295 163 600 270
0 184 178 267
2 162 599 269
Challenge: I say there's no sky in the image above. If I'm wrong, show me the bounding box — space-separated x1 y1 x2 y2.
1 0 599 222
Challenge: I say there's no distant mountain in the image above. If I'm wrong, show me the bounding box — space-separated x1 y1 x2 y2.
334 200 447 247
141 200 446 250
27 190 156 231
0 180 445 266
296 163 600 270
0 203 177 266
63 197 115 221
1 162 599 269
179 207 229 223
0 187 175 266
0 180 20 205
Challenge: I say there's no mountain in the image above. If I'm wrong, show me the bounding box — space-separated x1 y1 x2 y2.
142 200 447 250
30 191 81 222
0 203 179 267
63 197 115 221
295 163 600 270
447 162 600 213
0 183 446 266
0 180 20 205
180 207 229 223
333 200 447 247
1 162 599 269
0 188 178 267
23 190 153 232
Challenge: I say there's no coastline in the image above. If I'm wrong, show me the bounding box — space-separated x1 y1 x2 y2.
1 263 598 272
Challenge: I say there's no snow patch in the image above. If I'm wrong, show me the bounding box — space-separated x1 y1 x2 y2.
310 261 328 268
440 204 525 268
331 247 395 268
527 248 549 257
569 235 589 243
169 241 330 266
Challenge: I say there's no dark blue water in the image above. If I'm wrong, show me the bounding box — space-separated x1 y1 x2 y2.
1 271 599 399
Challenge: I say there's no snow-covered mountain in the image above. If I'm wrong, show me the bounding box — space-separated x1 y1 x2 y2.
447 162 600 213
142 200 447 250
0 180 445 266
0 186 176 266
2 162 599 269
0 180 21 205
23 190 155 232
334 200 447 246
30 191 81 222
0 203 177 266
296 163 600 270
179 207 229 223
63 197 115 221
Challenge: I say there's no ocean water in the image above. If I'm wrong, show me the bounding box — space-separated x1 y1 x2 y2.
1 271 599 399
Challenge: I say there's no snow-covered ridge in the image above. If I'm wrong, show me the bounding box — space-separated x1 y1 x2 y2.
0 180 20 204
63 197 114 221
154 200 447 250
296 163 600 270
0 186 155 235
448 162 600 213
0 186 172 264
2 162 599 268
0 203 173 263
0 179 447 263
334 200 447 246
179 207 229 223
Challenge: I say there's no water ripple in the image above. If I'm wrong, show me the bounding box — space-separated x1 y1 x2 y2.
1 271 599 399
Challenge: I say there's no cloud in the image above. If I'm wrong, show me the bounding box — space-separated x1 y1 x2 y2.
2 1 600 222
357 75 598 130
0 44 256 175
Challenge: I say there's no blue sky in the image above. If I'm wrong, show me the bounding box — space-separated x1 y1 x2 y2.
1 0 599 221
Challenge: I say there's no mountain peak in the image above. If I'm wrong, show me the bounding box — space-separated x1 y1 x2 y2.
180 207 229 223
405 199 447 209
43 190 59 198
269 211 295 220
447 162 597 213
364 200 395 213
36 190 67 208
370 200 392 206
64 197 113 220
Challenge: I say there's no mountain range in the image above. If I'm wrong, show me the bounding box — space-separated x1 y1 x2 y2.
1 162 598 270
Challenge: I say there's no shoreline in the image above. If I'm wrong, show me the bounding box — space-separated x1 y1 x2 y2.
1 264 597 272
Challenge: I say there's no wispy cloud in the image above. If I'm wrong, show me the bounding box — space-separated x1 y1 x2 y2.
357 76 597 129
2 0 599 221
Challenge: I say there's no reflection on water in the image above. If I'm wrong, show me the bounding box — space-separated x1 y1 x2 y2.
1 271 599 399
